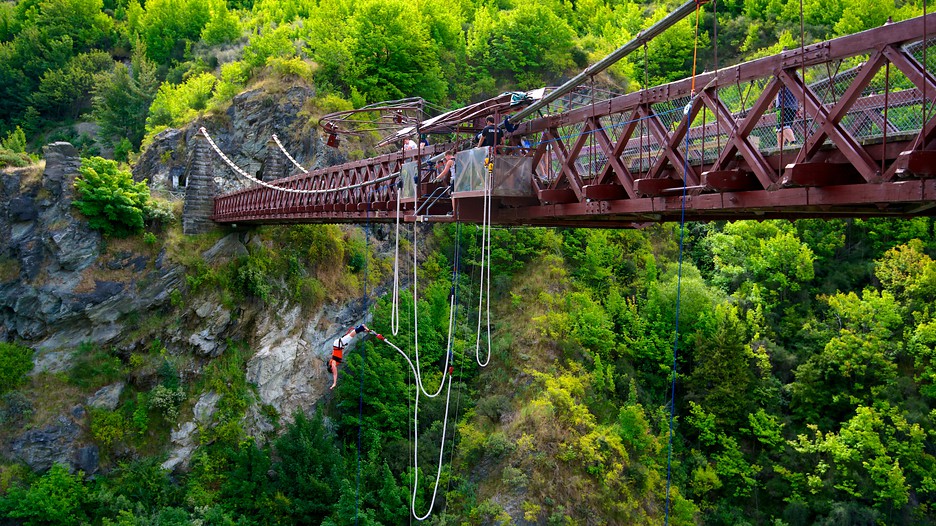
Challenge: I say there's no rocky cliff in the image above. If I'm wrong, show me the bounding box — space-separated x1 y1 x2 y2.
0 85 407 477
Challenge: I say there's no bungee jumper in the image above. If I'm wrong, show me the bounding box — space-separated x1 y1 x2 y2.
328 324 369 389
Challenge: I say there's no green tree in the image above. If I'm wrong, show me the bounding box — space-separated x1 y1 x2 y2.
31 50 112 118
241 24 295 70
467 4 576 89
707 220 815 314
0 464 89 525
790 289 901 424
73 156 151 237
200 0 240 46
346 0 446 102
273 409 340 523
140 0 210 63
145 72 217 137
93 43 159 148
686 304 756 428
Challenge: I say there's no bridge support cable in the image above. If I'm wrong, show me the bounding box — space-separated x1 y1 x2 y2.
272 134 310 174
201 127 399 195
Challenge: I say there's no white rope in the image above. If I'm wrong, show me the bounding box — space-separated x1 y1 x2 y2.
390 196 401 335
271 133 309 174
474 153 493 367
200 127 396 194
410 218 452 398
371 333 453 521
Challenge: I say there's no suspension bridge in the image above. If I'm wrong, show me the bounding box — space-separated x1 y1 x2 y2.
200 14 936 231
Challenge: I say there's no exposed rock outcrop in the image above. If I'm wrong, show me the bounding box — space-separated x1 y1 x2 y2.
134 84 344 197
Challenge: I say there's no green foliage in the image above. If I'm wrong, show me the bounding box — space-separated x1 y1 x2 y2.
93 43 159 149
148 384 185 421
687 304 757 428
242 24 296 70
200 0 241 46
0 463 89 525
0 126 30 167
1 126 26 152
145 72 217 137
139 0 210 63
31 50 112 118
68 341 124 388
90 407 129 449
467 4 575 89
0 342 34 395
73 156 152 238
272 409 340 523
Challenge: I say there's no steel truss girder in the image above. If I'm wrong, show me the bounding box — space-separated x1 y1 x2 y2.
212 14 936 227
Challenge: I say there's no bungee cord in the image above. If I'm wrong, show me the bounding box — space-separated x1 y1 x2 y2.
368 329 455 520
474 152 494 367
390 196 402 336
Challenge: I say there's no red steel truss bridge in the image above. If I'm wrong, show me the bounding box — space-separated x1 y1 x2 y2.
210 15 936 229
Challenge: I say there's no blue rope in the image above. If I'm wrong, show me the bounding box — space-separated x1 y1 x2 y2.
664 97 693 525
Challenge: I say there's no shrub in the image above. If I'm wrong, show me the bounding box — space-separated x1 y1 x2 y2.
0 149 31 168
73 157 152 238
0 464 89 525
90 408 128 448
112 138 133 163
69 342 123 388
148 385 185 421
0 343 33 395
0 392 33 426
1 126 26 153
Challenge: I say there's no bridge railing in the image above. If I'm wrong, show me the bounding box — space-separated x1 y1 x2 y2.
212 14 936 224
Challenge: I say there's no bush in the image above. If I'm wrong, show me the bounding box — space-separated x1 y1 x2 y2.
0 148 31 168
148 385 185 421
1 126 26 153
90 408 128 449
0 392 33 426
0 463 89 525
73 157 152 238
0 342 33 395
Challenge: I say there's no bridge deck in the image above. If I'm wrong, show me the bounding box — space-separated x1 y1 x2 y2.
209 14 936 228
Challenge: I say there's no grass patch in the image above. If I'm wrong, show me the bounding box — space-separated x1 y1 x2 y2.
17 372 86 431
68 341 125 389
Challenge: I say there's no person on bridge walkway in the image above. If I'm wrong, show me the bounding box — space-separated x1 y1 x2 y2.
434 149 457 215
775 84 799 147
477 115 503 149
328 324 368 390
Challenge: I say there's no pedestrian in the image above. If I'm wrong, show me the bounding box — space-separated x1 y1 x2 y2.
775 84 799 147
477 116 502 149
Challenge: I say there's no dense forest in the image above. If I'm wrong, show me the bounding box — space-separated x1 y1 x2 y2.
2 0 936 524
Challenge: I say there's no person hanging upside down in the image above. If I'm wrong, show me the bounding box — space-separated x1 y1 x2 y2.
328 324 368 389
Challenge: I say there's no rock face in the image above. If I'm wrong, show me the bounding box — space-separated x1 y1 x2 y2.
0 83 410 477
0 144 185 354
134 85 343 196
245 302 374 424
10 405 98 475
